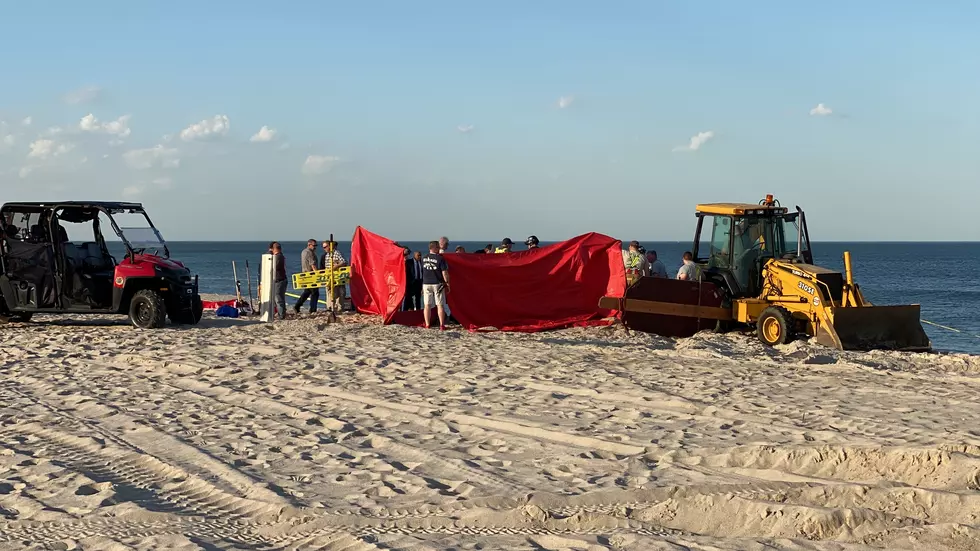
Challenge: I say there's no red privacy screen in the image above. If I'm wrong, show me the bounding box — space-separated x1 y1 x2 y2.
351 227 626 332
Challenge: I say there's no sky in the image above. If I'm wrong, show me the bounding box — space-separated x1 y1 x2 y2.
1 1 978 241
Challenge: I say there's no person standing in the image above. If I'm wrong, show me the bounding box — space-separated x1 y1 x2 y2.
438 236 449 254
646 250 668 278
293 239 320 314
421 240 450 330
271 242 287 320
677 251 698 281
494 238 514 253
623 241 649 283
404 249 423 310
525 235 540 250
320 240 348 311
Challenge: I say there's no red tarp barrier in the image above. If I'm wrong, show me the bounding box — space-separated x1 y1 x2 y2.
351 229 627 332
349 226 406 324
202 299 238 310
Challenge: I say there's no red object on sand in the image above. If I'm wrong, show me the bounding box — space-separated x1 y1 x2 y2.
202 299 238 310
349 227 406 324
350 228 626 332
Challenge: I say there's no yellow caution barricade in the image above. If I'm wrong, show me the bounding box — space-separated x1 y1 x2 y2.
292 266 351 290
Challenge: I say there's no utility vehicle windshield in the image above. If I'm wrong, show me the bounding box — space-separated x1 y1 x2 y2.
106 209 169 258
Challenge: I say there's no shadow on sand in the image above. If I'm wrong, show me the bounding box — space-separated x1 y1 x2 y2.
15 316 261 330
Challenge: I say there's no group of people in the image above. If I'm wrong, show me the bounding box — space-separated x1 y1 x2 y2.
400 236 542 326
268 239 348 320
621 240 697 282
272 235 698 323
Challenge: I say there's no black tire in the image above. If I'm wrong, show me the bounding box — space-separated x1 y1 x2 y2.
129 290 167 329
9 312 33 323
169 296 204 325
757 306 794 346
0 300 32 323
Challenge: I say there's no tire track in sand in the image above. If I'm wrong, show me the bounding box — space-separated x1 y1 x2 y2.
106 362 531 494
0 422 289 522
0 380 292 508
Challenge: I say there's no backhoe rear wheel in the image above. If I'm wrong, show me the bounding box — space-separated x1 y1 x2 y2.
757 306 794 346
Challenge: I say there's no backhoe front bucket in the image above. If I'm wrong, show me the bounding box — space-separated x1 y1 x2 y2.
817 305 931 352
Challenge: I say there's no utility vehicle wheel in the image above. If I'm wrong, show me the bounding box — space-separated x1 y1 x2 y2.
757 306 794 346
169 296 204 325
9 312 33 323
130 290 167 329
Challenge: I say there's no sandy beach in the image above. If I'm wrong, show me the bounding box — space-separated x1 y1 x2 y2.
2 308 980 551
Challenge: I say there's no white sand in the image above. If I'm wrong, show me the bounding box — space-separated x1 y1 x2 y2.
2 308 980 550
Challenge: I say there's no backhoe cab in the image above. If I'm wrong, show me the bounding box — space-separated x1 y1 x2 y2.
600 195 931 351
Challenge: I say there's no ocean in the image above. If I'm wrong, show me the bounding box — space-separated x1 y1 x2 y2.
157 241 980 355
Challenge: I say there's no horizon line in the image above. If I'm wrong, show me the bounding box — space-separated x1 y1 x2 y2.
160 239 980 244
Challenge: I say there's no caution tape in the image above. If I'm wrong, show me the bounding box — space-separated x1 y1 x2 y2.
285 291 329 306
291 266 351 290
922 319 980 339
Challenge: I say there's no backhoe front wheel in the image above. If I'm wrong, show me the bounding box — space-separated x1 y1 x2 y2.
130 290 167 329
757 306 794 346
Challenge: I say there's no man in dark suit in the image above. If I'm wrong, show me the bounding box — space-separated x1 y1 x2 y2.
404 249 424 310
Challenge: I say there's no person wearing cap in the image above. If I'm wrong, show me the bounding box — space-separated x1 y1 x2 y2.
525 235 540 250
494 238 514 253
622 240 649 284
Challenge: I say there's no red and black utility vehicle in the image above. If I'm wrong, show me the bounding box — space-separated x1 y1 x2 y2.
0 201 202 328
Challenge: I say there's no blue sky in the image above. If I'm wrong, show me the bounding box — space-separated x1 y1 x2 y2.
1 1 977 241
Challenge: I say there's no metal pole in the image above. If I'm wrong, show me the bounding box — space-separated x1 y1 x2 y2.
232 261 243 305
245 260 255 315
327 233 337 323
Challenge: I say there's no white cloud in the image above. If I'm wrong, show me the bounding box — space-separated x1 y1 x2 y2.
27 139 54 159
673 130 715 152
2 134 14 147
21 116 32 127
809 103 833 116
557 96 575 109
302 155 341 175
162 134 173 142
63 85 103 105
122 145 180 170
457 124 475 133
180 115 230 141
18 166 33 179
122 185 142 197
55 143 75 156
79 113 132 137
249 125 277 142
152 177 173 188
45 126 64 136
278 142 291 151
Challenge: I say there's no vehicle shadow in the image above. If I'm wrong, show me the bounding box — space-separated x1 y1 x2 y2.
18 316 261 329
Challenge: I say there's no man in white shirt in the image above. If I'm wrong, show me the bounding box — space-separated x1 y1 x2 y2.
676 251 698 281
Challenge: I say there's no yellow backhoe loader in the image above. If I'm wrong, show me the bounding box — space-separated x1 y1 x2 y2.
599 195 931 351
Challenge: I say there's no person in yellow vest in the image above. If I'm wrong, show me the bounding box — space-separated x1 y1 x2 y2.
622 240 649 284
494 238 513 253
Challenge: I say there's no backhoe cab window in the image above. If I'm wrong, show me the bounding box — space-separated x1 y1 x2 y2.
780 214 809 258
706 216 732 269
